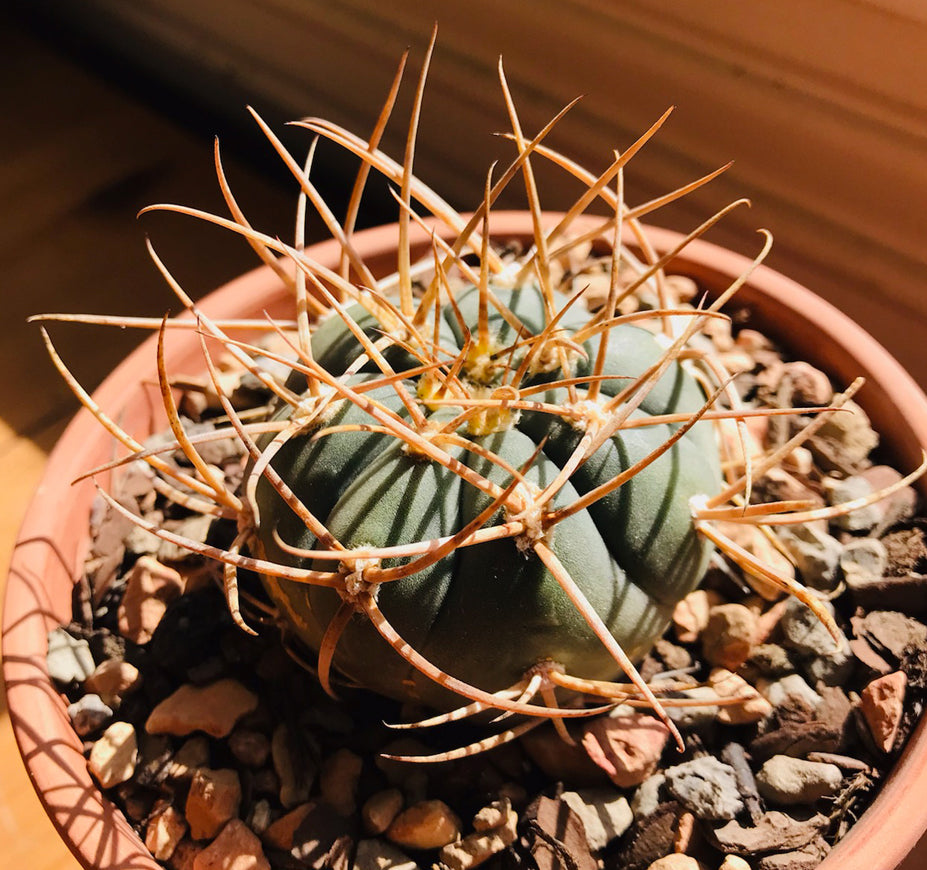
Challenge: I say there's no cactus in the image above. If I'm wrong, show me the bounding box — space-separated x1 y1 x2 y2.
36 31 925 760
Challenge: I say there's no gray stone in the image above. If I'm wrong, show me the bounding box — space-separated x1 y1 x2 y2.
664 757 743 820
777 595 855 688
46 627 95 684
760 674 822 711
777 525 842 589
756 835 830 870
779 597 843 660
840 538 888 586
824 475 881 532
560 790 633 850
631 774 666 819
67 693 113 736
803 633 855 687
813 398 879 467
744 644 795 679
665 686 719 729
756 755 843 805
711 812 828 856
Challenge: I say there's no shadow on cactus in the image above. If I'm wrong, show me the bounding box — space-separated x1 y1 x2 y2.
35 31 925 762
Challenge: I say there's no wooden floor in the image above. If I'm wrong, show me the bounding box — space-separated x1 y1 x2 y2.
0 12 294 868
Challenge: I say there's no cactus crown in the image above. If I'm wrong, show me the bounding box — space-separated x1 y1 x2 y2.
36 29 926 761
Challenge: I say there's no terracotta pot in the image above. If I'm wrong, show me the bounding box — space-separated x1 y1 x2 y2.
4 212 927 870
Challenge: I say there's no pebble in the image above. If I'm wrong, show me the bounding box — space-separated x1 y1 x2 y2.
117 555 185 644
777 524 842 590
247 800 273 837
802 632 855 688
672 590 717 644
664 757 743 820
287 802 355 868
840 538 888 588
158 515 214 564
813 398 879 467
702 603 758 670
778 597 842 660
849 636 893 676
709 669 773 725
581 712 670 787
439 800 518 869
146 801 188 861
719 858 752 870
742 644 794 680
88 720 138 788
471 800 506 831
781 446 813 477
862 465 917 529
824 475 881 532
362 789 404 835
666 686 720 730
228 729 271 769
759 674 822 711
755 836 829 870
47 627 95 684
860 670 908 752
846 573 927 617
320 748 363 817
716 524 795 600
185 768 242 840
644 856 702 870
386 800 461 851
853 610 927 660
272 722 316 809
169 838 204 870
262 802 314 851
754 599 791 645
524 795 597 870
192 818 270 870
68 693 113 736
780 361 833 407
353 838 420 870
614 801 682 870
758 466 821 508
560 790 633 850
710 811 828 855
755 755 843 805
168 735 211 781
631 774 666 818
146 679 259 738
85 658 142 704
654 638 693 672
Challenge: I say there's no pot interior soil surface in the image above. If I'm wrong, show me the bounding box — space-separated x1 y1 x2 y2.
10 219 927 870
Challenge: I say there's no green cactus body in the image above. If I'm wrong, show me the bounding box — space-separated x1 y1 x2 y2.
255 281 722 710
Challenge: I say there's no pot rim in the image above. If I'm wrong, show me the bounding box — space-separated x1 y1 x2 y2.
4 211 927 870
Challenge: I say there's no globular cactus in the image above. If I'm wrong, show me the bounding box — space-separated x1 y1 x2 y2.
39 31 921 759
254 277 722 716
